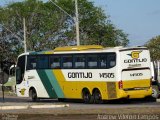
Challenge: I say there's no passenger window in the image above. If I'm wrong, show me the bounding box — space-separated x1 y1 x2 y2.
37 56 48 69
87 55 98 68
50 56 61 69
74 55 85 68
62 56 73 69
100 55 107 68
107 54 116 68
27 56 37 70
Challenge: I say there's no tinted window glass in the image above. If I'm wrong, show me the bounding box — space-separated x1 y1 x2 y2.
27 56 37 70
100 54 107 68
107 53 116 68
37 56 48 69
87 55 98 68
62 55 73 68
49 56 61 69
74 55 86 68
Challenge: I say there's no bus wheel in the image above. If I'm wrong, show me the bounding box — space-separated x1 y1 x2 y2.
93 89 103 104
29 88 38 102
82 89 93 104
152 85 159 99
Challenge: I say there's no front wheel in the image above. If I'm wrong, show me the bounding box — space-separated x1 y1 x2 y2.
29 88 38 102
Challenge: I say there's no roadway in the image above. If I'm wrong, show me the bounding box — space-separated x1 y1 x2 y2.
0 93 160 120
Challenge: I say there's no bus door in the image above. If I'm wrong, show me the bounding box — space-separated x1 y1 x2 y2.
120 49 151 90
16 55 29 97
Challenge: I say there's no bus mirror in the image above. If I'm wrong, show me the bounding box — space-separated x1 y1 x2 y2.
16 67 21 84
9 65 16 77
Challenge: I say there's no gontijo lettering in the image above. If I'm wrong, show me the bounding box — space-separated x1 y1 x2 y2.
68 72 92 78
124 58 147 63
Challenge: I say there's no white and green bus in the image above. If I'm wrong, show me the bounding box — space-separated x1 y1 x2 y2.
16 45 152 103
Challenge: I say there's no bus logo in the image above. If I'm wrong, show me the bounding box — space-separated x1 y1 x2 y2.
128 51 142 59
19 88 26 95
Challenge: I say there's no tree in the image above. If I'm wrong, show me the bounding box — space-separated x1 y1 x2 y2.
0 0 129 62
145 35 160 61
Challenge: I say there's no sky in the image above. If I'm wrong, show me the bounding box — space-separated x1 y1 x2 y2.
93 0 160 46
1 0 160 46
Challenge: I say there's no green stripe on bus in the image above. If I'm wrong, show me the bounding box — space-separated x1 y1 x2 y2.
37 70 57 98
45 70 64 98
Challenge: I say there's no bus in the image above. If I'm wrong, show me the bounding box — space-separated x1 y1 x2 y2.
16 45 152 103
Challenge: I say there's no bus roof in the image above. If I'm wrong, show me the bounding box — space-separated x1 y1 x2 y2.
54 45 103 52
18 45 148 57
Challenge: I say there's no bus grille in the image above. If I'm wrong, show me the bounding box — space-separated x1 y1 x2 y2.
107 82 117 99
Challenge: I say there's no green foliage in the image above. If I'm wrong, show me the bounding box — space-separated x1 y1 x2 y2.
145 35 160 61
0 0 129 62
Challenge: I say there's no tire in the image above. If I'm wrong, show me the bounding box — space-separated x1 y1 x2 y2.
152 85 159 99
29 88 38 102
93 89 103 104
82 89 93 104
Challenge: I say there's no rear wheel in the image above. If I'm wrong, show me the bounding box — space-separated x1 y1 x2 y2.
82 89 93 104
152 85 159 99
93 89 103 104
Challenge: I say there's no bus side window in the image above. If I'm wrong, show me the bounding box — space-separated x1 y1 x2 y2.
107 54 116 68
87 55 98 69
62 55 73 69
49 56 61 69
27 56 37 70
74 55 85 69
100 55 107 68
37 56 48 69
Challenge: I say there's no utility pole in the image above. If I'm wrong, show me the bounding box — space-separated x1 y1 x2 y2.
75 0 80 46
49 0 80 46
23 18 27 53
